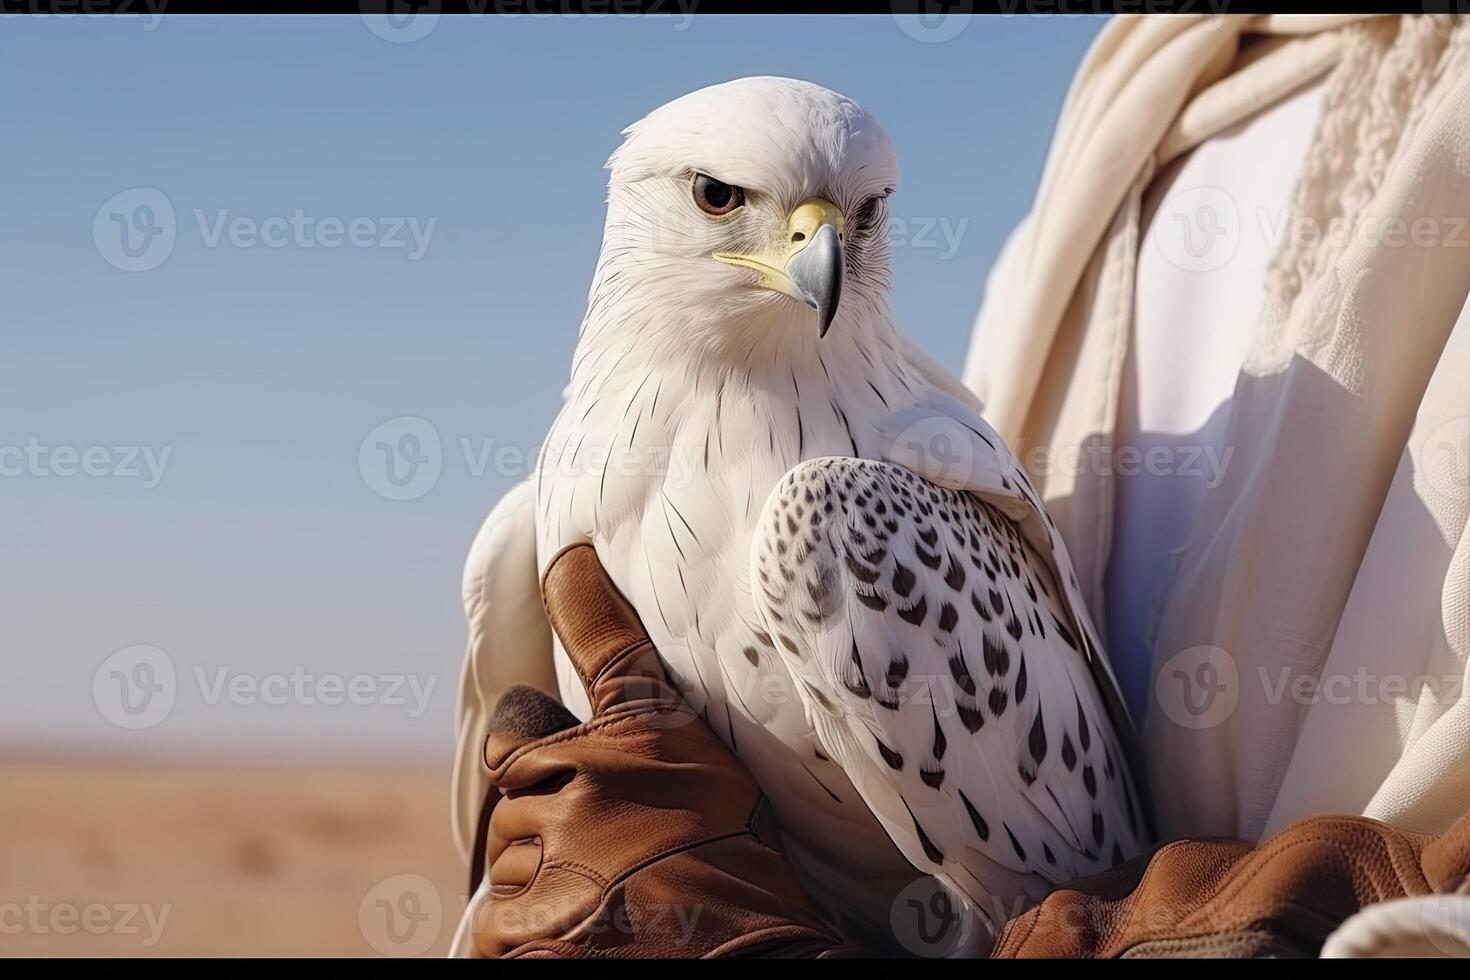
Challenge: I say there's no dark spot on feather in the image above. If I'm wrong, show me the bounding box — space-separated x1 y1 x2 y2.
1015 656 1028 703
988 687 1009 717
843 552 880 584
1005 823 1026 862
885 657 909 688
845 643 871 699
1028 711 1047 765
944 558 966 592
1083 765 1097 797
892 562 916 597
1061 734 1077 771
938 602 958 633
898 595 928 626
982 632 1009 676
949 655 975 697
906 801 944 864
1092 811 1105 847
960 791 990 841
856 591 887 612
742 646 759 666
876 737 903 771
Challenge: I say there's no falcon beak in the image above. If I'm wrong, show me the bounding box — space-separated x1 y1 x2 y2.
714 197 845 338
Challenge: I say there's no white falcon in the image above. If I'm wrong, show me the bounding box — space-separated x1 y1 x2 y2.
455 76 1145 951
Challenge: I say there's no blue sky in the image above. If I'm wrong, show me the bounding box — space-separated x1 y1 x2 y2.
0 14 1104 760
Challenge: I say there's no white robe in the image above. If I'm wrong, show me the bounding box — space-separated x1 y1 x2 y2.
962 12 1470 956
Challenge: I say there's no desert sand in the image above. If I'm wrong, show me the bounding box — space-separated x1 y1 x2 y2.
0 759 467 956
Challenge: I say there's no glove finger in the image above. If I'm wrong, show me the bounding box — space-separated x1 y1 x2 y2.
488 793 549 894
540 542 682 715
480 779 569 901
488 836 543 893
472 685 581 895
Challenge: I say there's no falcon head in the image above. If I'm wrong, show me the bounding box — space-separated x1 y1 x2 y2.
601 76 900 346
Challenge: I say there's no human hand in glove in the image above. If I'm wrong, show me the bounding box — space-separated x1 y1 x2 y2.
461 542 861 959
991 808 1470 958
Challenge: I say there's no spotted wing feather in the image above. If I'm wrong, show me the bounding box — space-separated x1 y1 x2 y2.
751 451 1144 934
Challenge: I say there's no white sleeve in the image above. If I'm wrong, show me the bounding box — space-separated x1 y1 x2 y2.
450 478 557 861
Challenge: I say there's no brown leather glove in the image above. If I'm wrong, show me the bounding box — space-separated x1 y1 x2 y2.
465 543 859 958
992 809 1470 958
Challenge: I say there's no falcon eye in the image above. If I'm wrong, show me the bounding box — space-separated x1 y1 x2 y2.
851 195 885 234
692 173 745 216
